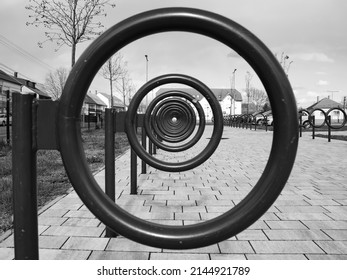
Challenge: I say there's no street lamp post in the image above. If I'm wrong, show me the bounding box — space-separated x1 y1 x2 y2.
145 55 148 109
230 69 237 115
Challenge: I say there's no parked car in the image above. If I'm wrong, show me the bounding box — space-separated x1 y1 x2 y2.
0 114 12 126
257 110 273 126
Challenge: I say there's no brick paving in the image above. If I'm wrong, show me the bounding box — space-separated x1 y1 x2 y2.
1 126 346 260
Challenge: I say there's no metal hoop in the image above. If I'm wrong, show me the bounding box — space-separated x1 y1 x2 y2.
143 89 207 154
308 108 326 128
325 107 347 129
126 75 222 171
58 7 298 249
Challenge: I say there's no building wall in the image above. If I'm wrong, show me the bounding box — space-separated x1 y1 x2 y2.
199 96 242 121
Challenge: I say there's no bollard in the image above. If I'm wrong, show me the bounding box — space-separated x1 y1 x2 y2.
312 116 315 139
105 108 117 237
141 127 147 174
130 148 137 194
12 92 39 260
327 115 331 142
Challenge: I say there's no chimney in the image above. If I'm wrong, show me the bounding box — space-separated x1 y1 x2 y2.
317 96 319 102
328 95 330 99
14 72 18 77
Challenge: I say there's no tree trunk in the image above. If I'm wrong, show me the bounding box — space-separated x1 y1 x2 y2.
110 78 113 109
71 43 76 67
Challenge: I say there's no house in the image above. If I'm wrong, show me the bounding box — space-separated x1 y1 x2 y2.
306 97 345 123
12 72 51 99
155 88 243 121
0 70 22 114
82 91 108 123
96 91 125 112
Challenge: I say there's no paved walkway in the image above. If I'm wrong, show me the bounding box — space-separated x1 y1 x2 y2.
1 126 346 260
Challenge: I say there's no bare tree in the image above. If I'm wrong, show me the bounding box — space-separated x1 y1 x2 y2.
248 87 268 111
274 52 293 76
44 67 68 100
99 52 126 107
26 0 116 67
118 73 136 108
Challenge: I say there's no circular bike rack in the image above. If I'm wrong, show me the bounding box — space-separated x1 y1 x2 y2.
57 7 298 249
144 89 206 153
126 75 221 171
325 107 347 129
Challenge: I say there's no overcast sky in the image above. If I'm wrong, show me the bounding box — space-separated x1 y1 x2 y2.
1 0 346 108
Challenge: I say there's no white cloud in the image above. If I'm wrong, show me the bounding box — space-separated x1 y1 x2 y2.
295 52 334 63
307 91 319 97
317 80 328 86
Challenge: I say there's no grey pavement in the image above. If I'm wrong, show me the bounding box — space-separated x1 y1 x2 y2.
1 126 346 260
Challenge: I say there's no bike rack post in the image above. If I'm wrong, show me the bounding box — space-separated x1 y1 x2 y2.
312 116 315 139
12 92 39 260
130 148 138 194
299 113 302 135
104 108 118 237
327 115 331 142
6 90 11 144
141 127 147 174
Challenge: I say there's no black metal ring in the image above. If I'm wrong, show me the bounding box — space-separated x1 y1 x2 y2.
308 108 326 128
143 89 206 154
150 96 196 143
325 107 347 129
58 7 298 249
127 76 219 169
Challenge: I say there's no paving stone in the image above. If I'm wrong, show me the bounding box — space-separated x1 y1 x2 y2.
168 200 197 206
236 230 268 241
275 213 333 221
304 199 341 206
315 241 347 254
247 220 270 230
63 210 95 218
151 205 182 213
218 241 254 254
89 251 149 260
62 218 101 227
164 244 219 254
325 213 347 220
183 206 207 213
38 216 68 226
0 248 14 260
263 229 331 241
250 241 324 254
150 253 210 260
275 206 328 213
49 203 83 210
322 230 347 240
106 238 161 252
40 209 69 217
39 248 90 260
301 221 347 230
62 237 109 250
175 212 201 221
39 236 69 249
206 206 233 213
42 226 104 237
306 254 347 260
0 235 13 248
273 200 310 206
265 221 308 230
210 254 246 260
323 206 347 214
246 254 307 260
